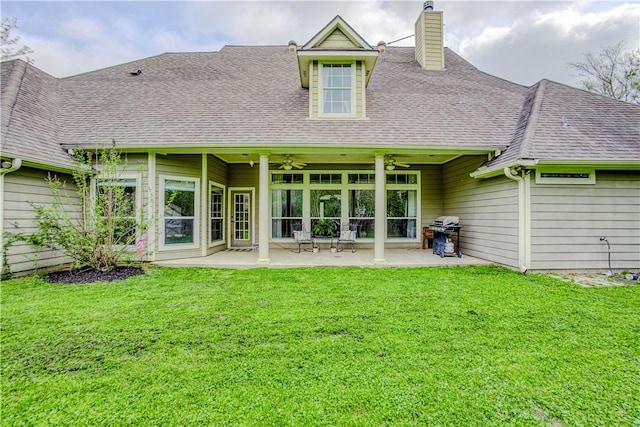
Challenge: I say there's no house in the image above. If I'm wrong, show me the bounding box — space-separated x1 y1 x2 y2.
1 4 639 276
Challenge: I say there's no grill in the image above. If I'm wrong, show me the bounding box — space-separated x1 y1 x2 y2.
429 216 462 258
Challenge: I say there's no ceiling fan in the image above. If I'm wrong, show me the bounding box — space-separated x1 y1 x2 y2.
279 155 307 170
385 155 410 170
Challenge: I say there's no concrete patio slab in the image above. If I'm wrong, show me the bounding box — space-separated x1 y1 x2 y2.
154 247 493 269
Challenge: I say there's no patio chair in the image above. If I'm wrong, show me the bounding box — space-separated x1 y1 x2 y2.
336 223 357 253
292 224 314 253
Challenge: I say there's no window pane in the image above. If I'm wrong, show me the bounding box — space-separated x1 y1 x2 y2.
272 173 303 184
310 190 341 218
210 186 224 243
97 183 136 216
211 219 223 242
163 178 197 245
96 180 137 245
387 219 417 238
348 174 375 184
165 185 195 217
165 218 194 244
271 189 303 238
387 190 417 238
322 64 352 114
272 189 303 217
310 173 342 184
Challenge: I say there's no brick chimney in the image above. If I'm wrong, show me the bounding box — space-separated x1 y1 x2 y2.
415 1 444 70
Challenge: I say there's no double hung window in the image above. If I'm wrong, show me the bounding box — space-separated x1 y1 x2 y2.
162 177 198 246
386 173 418 239
210 184 224 243
96 178 138 245
322 64 353 115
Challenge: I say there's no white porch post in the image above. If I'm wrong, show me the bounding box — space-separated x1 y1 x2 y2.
257 153 270 264
374 154 386 264
200 154 208 257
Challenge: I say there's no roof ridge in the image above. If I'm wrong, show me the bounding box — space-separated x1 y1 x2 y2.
518 79 548 159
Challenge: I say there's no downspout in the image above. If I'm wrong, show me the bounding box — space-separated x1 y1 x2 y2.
0 158 23 278
503 166 530 273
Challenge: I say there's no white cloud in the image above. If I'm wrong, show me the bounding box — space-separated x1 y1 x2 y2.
6 0 638 86
454 2 640 85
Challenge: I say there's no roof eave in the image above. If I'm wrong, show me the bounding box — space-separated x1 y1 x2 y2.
471 158 640 179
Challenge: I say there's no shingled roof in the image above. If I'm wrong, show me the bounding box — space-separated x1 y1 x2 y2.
479 79 640 174
1 60 73 168
56 46 525 150
1 44 638 171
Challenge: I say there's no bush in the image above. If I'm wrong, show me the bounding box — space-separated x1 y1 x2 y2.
10 142 148 271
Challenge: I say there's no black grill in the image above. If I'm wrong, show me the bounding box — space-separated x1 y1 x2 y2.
429 216 462 258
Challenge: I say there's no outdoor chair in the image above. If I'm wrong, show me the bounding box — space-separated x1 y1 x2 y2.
292 225 314 253
336 223 357 253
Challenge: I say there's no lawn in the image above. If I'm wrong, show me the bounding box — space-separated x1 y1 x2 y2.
1 265 638 426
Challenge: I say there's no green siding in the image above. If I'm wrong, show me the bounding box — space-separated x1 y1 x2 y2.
530 170 640 270
443 156 519 267
2 168 79 274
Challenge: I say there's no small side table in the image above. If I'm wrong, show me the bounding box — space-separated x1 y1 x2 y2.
422 227 434 249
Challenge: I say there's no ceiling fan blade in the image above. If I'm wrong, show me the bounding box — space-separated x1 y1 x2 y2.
395 162 410 168
292 164 304 169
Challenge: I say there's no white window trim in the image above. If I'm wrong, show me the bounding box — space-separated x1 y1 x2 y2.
209 181 226 248
160 175 200 250
227 187 256 249
269 170 421 242
535 169 596 185
93 173 142 246
385 172 421 242
318 62 357 119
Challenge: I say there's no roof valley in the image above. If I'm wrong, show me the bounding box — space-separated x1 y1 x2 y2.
518 79 547 160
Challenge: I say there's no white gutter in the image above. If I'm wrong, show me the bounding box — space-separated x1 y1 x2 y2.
503 166 531 273
0 158 22 278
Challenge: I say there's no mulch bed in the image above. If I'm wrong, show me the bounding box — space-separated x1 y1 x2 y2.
48 266 145 284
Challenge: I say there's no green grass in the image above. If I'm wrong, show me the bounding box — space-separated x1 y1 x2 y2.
2 265 638 426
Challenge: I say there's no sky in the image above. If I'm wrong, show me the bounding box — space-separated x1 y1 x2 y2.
2 0 639 88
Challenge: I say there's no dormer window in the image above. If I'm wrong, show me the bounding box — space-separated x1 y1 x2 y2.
321 64 354 115
296 16 379 120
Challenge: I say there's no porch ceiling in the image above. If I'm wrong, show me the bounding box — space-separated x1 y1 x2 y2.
215 151 473 166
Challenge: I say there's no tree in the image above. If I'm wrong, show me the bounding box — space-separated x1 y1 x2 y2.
1 16 33 62
570 41 640 104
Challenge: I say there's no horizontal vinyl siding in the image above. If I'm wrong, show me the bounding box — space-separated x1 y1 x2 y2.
530 170 640 270
208 155 228 186
421 165 444 226
356 61 364 118
414 14 425 67
311 62 319 119
443 156 519 268
318 29 354 48
424 18 443 69
155 154 203 261
3 168 78 274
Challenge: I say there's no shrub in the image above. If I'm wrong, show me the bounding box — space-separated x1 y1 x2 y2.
11 142 148 271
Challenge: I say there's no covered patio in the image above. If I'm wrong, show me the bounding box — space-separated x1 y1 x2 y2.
154 247 492 269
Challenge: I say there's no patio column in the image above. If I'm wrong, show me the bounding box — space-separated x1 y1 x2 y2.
374 154 386 264
257 153 270 264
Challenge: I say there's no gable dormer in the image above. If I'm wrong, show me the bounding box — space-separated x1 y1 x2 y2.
296 16 378 119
